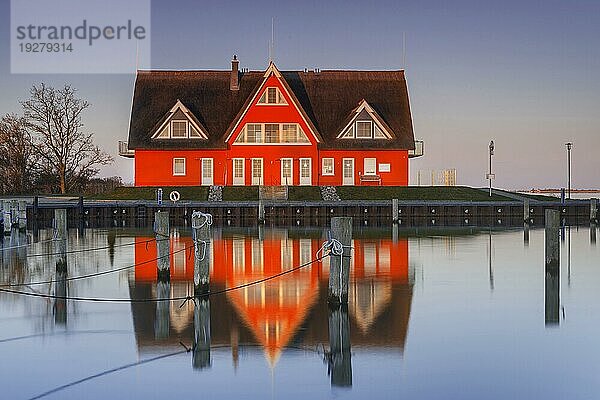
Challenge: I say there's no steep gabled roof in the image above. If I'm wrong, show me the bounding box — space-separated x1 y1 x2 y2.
128 67 415 150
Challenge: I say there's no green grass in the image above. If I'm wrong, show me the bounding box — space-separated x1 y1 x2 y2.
288 186 322 201
222 186 258 201
91 186 208 201
335 186 512 201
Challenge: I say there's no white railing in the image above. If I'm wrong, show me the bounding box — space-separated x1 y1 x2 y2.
118 141 134 158
409 140 424 158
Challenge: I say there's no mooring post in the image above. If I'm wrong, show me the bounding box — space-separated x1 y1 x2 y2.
193 298 211 369
591 222 596 245
328 217 352 304
192 212 211 297
33 196 39 220
590 198 598 223
18 200 27 230
545 209 560 326
3 200 11 235
78 196 84 218
328 304 352 387
10 200 18 228
154 211 170 281
55 209 67 273
392 198 399 224
258 199 265 224
524 199 530 223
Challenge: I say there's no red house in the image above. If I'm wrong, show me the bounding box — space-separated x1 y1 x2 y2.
122 57 422 187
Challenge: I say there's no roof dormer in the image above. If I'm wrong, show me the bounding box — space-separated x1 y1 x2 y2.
151 99 209 140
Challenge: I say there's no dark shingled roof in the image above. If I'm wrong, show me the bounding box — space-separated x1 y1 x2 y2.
128 68 415 150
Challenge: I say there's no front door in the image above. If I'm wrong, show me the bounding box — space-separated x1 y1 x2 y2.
201 158 213 186
299 158 311 186
281 158 292 186
233 158 245 186
343 158 354 185
252 158 263 185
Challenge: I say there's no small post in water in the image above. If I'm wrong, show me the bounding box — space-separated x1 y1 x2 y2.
545 209 560 326
154 211 170 281
523 199 530 223
55 209 68 273
192 211 211 297
392 198 399 223
328 217 352 304
10 200 18 228
258 199 265 224
18 200 27 230
3 200 11 235
590 198 598 223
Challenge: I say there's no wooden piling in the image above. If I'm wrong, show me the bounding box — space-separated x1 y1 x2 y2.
78 196 84 218
328 304 352 387
55 209 67 273
18 200 26 230
3 200 11 235
193 213 211 297
328 217 352 304
10 200 18 228
392 198 399 223
258 200 265 224
33 196 39 220
154 211 170 281
591 198 598 222
193 298 211 369
524 199 530 222
545 209 560 326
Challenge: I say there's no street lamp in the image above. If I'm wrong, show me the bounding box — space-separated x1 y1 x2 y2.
487 140 495 197
566 142 573 200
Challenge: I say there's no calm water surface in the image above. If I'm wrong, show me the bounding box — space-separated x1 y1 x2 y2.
0 225 598 399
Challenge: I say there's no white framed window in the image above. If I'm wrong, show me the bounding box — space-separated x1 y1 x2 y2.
201 158 213 185
233 158 245 185
356 121 373 138
245 124 262 143
364 158 377 175
257 87 288 105
373 124 387 138
281 158 292 185
171 121 188 138
322 158 334 176
173 158 186 176
341 125 355 138
234 123 309 144
265 124 279 143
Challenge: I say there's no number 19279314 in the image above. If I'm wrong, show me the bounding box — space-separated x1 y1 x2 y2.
19 42 73 52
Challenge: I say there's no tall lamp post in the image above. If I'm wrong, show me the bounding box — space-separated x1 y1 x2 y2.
487 140 495 197
566 142 573 200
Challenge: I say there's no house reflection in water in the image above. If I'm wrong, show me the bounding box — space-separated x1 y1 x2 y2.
129 228 413 369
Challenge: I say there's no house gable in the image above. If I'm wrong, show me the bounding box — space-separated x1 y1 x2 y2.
337 99 394 140
150 99 209 140
225 63 322 146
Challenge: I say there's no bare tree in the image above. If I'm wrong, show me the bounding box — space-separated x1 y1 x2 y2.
0 113 39 194
21 83 113 194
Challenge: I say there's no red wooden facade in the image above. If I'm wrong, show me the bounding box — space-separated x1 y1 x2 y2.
127 59 417 187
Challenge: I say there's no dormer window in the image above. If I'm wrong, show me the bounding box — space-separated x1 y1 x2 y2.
257 87 288 105
151 100 209 140
340 120 391 139
355 121 372 138
171 121 187 138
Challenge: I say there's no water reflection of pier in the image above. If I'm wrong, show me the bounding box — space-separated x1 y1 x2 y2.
128 228 413 368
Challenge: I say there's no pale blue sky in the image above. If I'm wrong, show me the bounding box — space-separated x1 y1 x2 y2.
1 0 598 189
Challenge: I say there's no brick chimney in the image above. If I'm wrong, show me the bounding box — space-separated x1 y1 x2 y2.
230 55 239 91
